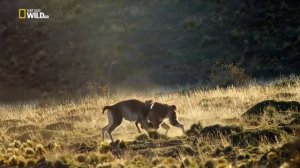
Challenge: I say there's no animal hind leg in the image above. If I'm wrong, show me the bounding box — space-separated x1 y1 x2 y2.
107 122 121 143
102 125 109 141
102 110 118 142
107 116 122 143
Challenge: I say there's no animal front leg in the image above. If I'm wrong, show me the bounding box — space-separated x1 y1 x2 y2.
160 122 170 134
150 119 161 130
170 119 184 133
139 118 151 132
135 121 142 133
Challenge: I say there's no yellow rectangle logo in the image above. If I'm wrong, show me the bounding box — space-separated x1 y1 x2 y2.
19 9 26 19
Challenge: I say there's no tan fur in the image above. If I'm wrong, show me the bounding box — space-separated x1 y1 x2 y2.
102 100 184 142
147 102 184 133
102 99 152 142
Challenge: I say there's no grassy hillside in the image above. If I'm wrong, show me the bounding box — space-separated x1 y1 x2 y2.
0 77 299 167
0 0 299 101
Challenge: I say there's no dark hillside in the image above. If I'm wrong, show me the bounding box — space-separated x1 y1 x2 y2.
0 0 299 100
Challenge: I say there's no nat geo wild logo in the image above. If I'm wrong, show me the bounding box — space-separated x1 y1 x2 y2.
19 9 49 19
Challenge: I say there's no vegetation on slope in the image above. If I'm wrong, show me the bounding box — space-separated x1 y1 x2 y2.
0 0 299 100
0 77 299 167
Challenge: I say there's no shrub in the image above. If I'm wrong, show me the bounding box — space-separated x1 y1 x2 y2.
18 156 27 167
24 147 35 156
183 17 202 31
76 154 86 162
151 157 162 166
26 159 37 166
24 140 33 148
8 155 18 166
135 134 149 141
54 155 77 168
209 64 251 87
9 140 22 148
223 146 233 154
96 162 111 168
46 142 60 151
35 144 46 155
204 160 216 168
200 124 242 139
88 152 101 165
181 157 191 167
237 155 244 160
214 147 223 156
99 143 111 153
230 129 283 147
54 159 70 168
99 153 114 163
186 122 203 137
148 131 169 140
182 145 197 156
119 140 127 149
45 122 74 130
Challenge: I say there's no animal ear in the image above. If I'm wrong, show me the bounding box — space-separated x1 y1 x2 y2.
171 105 177 110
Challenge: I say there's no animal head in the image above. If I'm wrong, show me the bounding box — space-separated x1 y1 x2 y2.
168 104 184 132
141 121 154 129
145 100 153 105
170 105 176 111
145 100 154 111
168 105 177 119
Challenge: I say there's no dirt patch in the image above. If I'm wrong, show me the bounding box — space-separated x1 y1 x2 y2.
45 122 74 130
148 131 169 140
135 134 149 141
242 100 300 118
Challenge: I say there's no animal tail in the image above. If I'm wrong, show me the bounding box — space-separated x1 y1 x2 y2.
102 106 111 114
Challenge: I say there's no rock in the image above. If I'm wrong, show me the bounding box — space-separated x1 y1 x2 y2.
290 116 300 125
186 122 203 137
278 126 294 135
200 124 242 138
242 100 300 117
70 142 97 153
230 129 283 147
45 122 74 130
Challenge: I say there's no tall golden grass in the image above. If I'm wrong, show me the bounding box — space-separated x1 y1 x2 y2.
0 76 299 141
0 76 299 167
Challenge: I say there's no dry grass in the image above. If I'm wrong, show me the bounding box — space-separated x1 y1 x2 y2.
0 76 299 167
